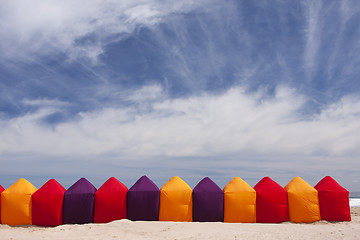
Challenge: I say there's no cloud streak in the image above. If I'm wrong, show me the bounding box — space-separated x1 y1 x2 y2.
0 0 211 62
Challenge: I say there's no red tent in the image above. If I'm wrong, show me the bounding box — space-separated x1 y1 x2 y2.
94 177 128 223
0 185 4 224
314 176 351 221
254 177 289 223
32 179 66 226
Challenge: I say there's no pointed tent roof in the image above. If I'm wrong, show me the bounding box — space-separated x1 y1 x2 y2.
161 176 192 191
254 177 285 192
3 178 37 194
193 177 222 193
285 177 317 193
97 177 128 193
285 177 320 223
34 179 66 194
223 176 255 193
314 176 351 221
1 178 37 226
254 177 288 223
314 176 348 191
32 179 66 226
66 177 97 194
128 175 159 192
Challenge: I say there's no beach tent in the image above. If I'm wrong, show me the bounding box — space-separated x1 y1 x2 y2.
159 176 192 222
253 177 288 223
94 177 128 223
223 177 256 223
0 185 4 224
1 178 37 226
32 179 66 226
127 175 160 221
285 177 321 223
63 178 97 224
192 177 223 222
315 176 351 221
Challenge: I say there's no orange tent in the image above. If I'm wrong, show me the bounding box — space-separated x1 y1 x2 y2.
223 177 256 223
159 176 192 222
0 185 4 224
1 178 37 226
285 177 321 223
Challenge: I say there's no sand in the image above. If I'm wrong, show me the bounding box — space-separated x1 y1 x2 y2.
0 207 359 240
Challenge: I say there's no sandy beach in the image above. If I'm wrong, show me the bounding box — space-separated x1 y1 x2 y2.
0 207 358 240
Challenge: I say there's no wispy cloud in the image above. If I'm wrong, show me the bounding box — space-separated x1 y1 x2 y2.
303 0 323 81
0 0 212 62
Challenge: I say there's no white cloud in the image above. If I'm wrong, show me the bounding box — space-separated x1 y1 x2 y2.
1 85 360 160
0 0 211 62
1 85 360 190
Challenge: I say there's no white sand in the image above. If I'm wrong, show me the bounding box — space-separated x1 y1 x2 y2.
0 207 359 240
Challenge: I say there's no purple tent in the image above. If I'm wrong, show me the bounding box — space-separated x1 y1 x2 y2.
63 178 97 224
192 177 224 222
127 175 160 221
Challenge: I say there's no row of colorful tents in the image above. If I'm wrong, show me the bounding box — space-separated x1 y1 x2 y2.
0 176 351 226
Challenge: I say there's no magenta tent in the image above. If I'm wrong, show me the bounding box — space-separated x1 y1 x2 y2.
32 179 66 226
63 178 97 224
94 177 128 223
192 177 223 222
254 177 288 223
315 176 351 221
127 175 160 221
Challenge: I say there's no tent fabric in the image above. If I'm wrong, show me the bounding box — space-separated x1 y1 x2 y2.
159 176 192 222
253 177 289 223
0 185 4 224
223 177 256 223
315 176 351 221
0 178 37 226
63 178 97 224
94 177 128 223
192 177 224 222
32 179 66 227
127 175 160 221
285 177 321 223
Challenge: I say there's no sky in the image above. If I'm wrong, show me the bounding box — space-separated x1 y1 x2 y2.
0 0 360 191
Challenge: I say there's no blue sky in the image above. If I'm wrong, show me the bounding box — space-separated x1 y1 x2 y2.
0 0 360 191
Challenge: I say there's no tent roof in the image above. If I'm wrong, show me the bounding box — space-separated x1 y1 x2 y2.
161 176 191 191
285 177 316 193
223 177 255 193
0 185 4 192
66 177 96 194
193 177 222 193
96 177 128 193
314 176 348 192
254 177 286 192
34 179 65 195
2 178 37 194
128 175 159 192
